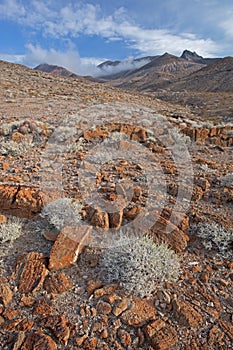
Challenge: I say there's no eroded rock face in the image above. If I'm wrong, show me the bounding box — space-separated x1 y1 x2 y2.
150 324 178 350
172 299 203 328
39 315 70 345
0 185 43 217
43 272 72 294
49 225 91 270
12 252 48 294
20 330 57 350
89 207 109 229
149 216 189 252
0 284 13 306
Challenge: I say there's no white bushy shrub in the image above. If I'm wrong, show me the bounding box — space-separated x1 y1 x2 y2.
103 132 129 143
220 173 233 188
169 128 191 144
0 139 33 156
40 198 82 231
0 217 23 244
195 222 233 256
101 234 180 298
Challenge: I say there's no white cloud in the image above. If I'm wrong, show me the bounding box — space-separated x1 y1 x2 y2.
220 12 233 39
0 0 220 57
0 0 26 19
0 45 105 76
0 53 25 64
24 44 105 76
97 57 153 77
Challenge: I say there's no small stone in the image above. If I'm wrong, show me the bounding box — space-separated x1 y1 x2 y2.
75 334 88 346
208 325 224 347
97 300 112 315
117 328 132 346
11 131 26 142
100 329 108 339
86 279 103 297
16 319 34 332
0 214 7 223
121 298 156 327
43 272 72 294
172 299 203 329
19 295 35 307
144 318 166 339
3 318 34 332
90 207 109 228
0 284 13 306
150 325 178 350
3 307 19 320
42 231 59 242
21 330 57 350
83 337 98 350
104 293 119 304
219 320 233 341
94 284 121 299
11 331 26 350
113 298 129 316
199 271 210 283
149 215 188 252
0 316 5 326
109 210 123 229
124 206 142 220
33 297 53 315
40 315 70 345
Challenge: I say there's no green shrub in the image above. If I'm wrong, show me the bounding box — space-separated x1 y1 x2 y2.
101 234 180 298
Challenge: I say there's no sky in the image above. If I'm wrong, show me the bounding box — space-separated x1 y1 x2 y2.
0 0 233 76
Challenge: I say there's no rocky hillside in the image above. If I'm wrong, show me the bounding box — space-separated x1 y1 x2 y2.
34 63 80 78
168 56 233 92
180 50 219 65
0 59 232 350
111 53 205 91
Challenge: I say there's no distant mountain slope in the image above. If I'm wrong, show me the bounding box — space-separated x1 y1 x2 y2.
180 50 219 65
34 63 80 78
97 56 156 79
169 56 233 92
110 53 206 91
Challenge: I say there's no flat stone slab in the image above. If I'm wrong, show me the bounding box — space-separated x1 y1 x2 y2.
49 225 92 270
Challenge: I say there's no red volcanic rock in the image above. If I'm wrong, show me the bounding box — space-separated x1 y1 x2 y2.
49 225 91 270
121 298 156 327
40 315 70 345
0 185 43 217
43 272 72 294
12 252 48 294
109 209 123 228
21 330 57 350
172 299 203 328
150 324 178 350
0 284 13 306
149 216 189 252
89 207 109 229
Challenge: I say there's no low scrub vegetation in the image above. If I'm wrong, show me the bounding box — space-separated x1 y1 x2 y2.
40 198 82 231
0 217 23 244
101 234 180 298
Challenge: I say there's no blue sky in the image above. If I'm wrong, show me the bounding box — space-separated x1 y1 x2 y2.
0 0 233 76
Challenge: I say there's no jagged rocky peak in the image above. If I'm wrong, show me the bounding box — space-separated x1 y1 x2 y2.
181 50 203 60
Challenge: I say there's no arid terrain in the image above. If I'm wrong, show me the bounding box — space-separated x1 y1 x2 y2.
0 59 232 350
